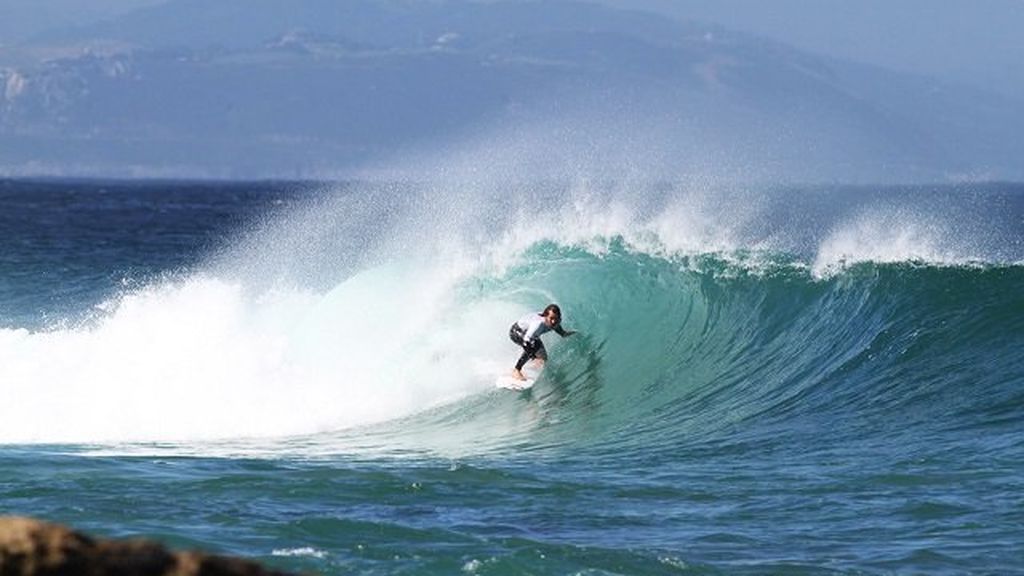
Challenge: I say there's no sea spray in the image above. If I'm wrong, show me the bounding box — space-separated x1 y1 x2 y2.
1 181 1021 451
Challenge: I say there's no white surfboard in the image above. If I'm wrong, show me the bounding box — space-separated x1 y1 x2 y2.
495 364 542 391
495 374 535 391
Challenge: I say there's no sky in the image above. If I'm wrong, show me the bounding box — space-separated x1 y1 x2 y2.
0 0 164 43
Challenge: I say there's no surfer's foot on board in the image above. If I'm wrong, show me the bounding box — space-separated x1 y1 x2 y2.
512 369 527 381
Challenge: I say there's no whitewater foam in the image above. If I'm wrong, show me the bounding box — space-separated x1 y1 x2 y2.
0 263 522 444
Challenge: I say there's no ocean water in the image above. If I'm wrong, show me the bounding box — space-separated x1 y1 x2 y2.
1 178 1023 575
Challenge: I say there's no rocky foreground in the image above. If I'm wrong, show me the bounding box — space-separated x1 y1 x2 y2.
0 517 296 576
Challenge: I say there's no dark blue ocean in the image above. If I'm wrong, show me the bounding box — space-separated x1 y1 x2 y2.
2 178 1023 575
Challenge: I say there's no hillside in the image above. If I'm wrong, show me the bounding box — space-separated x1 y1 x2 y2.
1 0 1020 182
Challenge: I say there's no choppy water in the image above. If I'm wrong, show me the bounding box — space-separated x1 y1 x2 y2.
1 178 1022 575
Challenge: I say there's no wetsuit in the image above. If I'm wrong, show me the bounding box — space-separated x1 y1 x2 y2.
509 312 567 371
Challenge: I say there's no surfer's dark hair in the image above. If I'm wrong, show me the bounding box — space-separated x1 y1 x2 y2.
543 304 561 321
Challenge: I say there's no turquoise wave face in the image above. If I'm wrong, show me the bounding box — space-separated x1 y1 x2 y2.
366 241 1024 458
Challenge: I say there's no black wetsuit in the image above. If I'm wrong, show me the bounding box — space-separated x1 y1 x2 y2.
509 322 546 371
509 312 567 371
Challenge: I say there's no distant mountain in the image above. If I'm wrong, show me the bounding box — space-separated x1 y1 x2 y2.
595 0 1024 101
1 0 1021 182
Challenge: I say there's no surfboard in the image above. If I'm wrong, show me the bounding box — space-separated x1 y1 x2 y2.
495 364 542 391
495 374 535 391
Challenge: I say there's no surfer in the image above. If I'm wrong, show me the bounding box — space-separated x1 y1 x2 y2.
509 304 576 381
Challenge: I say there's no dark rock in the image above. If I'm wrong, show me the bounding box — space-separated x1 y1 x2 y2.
0 517 296 576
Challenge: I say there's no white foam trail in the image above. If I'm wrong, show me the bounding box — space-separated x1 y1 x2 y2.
272 547 328 559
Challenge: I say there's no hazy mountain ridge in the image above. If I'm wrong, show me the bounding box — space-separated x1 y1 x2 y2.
1 0 1021 182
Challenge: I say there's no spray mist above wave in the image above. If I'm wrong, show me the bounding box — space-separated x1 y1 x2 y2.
218 179 1019 286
